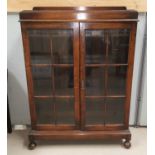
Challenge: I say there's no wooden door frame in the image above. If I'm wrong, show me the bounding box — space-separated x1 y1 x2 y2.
21 22 80 130
79 22 137 131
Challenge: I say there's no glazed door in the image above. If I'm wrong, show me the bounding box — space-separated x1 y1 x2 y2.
22 22 80 130
80 22 134 130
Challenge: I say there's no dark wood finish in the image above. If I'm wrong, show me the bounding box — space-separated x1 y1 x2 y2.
21 26 37 129
124 22 137 128
28 141 37 150
85 95 126 98
34 96 74 98
49 37 57 125
79 22 86 130
20 8 138 22
123 140 131 149
20 7 137 149
29 130 131 140
85 64 128 67
31 64 73 67
36 124 76 131
33 6 127 11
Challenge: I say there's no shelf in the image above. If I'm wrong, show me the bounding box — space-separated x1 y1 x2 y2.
34 96 74 98
86 64 128 67
31 64 73 67
31 64 127 67
33 95 125 99
86 95 126 98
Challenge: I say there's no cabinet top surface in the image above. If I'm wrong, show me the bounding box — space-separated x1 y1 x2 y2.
19 7 138 22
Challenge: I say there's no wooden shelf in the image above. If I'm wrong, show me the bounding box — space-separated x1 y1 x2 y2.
86 64 128 67
34 95 74 98
31 64 73 67
7 0 146 13
86 95 126 98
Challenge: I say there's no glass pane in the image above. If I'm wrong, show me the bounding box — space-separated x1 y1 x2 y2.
28 30 73 64
31 66 52 96
108 29 130 64
35 98 54 124
85 67 105 96
86 98 105 125
55 98 75 124
107 66 127 95
85 30 106 64
85 29 130 64
28 30 51 64
55 67 74 95
105 98 125 124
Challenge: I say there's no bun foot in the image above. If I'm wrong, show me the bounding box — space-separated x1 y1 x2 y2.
123 140 131 149
28 141 37 150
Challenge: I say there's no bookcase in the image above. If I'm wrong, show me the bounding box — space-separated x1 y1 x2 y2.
20 7 138 149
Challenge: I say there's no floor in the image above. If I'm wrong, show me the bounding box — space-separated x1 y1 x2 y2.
7 127 146 155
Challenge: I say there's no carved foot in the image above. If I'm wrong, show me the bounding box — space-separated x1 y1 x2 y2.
28 141 37 150
123 139 131 149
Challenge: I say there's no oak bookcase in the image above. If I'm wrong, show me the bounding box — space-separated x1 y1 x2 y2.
20 7 138 149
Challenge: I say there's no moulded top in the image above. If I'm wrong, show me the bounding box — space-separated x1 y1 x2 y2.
32 6 127 11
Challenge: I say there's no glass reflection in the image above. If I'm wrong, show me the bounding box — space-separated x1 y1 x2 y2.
56 98 75 124
85 29 130 64
105 98 124 124
107 66 127 95
86 99 105 125
32 66 52 96
28 30 73 64
35 98 54 124
85 67 105 96
55 67 74 95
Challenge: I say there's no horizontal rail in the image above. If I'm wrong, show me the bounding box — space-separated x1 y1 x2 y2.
85 64 128 67
86 95 126 98
34 95 74 98
31 64 73 67
19 19 139 22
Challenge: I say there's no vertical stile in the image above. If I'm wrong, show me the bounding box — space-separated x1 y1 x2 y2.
73 23 80 129
80 23 86 130
49 38 57 125
103 31 109 126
